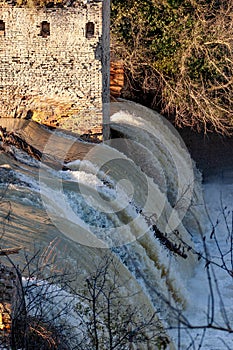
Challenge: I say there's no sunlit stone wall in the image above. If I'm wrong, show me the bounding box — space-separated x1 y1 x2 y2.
0 0 110 137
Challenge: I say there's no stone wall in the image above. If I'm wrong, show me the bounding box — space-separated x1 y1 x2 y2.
0 0 110 137
0 264 18 342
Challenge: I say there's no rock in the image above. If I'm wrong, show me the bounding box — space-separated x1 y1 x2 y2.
110 61 124 97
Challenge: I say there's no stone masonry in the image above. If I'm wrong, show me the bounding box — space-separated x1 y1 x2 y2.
0 0 110 138
0 263 19 344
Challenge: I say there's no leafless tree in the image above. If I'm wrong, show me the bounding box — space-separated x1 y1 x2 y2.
70 255 169 350
112 0 233 135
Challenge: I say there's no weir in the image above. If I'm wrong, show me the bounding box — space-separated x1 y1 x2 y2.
0 100 208 348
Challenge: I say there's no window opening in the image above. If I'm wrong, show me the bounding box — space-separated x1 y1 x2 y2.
40 21 50 38
86 22 95 38
0 20 5 35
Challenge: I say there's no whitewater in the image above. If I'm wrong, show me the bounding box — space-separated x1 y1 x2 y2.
0 100 232 349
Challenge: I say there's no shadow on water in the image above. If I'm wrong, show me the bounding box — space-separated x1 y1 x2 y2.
178 127 233 183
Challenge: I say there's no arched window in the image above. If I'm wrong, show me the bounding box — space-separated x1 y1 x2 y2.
0 20 5 35
40 21 50 38
86 22 95 38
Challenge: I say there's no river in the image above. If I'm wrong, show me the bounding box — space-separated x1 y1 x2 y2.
0 100 232 349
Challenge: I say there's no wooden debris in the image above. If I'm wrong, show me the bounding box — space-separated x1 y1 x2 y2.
0 247 23 256
0 126 42 160
0 126 70 170
152 225 188 259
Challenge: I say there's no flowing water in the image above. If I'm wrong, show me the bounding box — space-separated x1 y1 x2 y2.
0 100 232 349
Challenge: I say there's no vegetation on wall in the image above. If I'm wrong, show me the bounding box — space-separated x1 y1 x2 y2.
111 0 233 134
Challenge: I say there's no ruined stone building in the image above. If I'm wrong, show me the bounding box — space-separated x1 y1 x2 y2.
0 0 110 138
